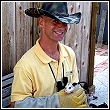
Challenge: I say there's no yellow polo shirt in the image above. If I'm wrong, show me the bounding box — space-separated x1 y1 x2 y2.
11 39 79 102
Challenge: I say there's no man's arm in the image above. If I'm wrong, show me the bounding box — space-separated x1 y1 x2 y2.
10 93 60 108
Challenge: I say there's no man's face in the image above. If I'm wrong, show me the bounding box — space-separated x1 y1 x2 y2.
39 16 68 42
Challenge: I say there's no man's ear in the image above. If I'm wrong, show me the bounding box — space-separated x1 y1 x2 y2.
38 16 44 27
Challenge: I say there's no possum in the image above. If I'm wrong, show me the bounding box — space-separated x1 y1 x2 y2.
64 81 89 94
65 82 81 93
64 81 97 100
64 82 108 108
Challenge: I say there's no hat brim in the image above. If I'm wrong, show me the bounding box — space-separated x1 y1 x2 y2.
55 12 81 24
25 8 81 24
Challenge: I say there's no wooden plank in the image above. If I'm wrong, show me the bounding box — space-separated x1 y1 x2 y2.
2 2 33 76
33 2 42 45
88 2 99 89
2 73 14 98
79 2 92 82
2 73 14 108
2 96 11 108
97 10 107 48
65 2 92 82
15 2 33 62
2 86 12 98
2 73 14 81
66 2 82 77
2 78 13 88
2 2 16 75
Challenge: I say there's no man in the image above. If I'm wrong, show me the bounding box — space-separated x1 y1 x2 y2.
10 2 88 108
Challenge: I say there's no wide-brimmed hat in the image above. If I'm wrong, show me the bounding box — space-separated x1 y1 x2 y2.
25 2 81 24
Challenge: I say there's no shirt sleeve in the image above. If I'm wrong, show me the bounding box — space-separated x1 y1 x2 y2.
14 93 60 108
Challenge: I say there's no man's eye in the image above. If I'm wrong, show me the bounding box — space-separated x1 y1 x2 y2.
53 20 59 24
52 19 67 26
63 23 67 26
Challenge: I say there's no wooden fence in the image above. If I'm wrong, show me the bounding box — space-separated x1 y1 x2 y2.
2 2 99 89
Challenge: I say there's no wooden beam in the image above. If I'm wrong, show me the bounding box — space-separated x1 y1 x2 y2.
88 2 99 92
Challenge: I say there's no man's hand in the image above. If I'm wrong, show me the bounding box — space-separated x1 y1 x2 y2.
10 102 15 108
58 87 88 108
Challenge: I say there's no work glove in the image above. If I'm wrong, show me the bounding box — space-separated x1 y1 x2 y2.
57 87 88 108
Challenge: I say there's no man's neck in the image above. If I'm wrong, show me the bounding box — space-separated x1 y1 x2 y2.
39 37 60 61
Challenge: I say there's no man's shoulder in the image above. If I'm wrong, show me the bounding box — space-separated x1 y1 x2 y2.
15 46 35 65
60 43 74 52
59 43 76 57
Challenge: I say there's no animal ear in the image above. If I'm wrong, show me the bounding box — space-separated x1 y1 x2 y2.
78 81 89 94
72 82 77 86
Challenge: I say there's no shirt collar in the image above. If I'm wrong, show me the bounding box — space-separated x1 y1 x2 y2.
33 38 68 64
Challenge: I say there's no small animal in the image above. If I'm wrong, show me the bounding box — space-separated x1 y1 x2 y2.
64 82 108 108
65 82 81 93
64 82 97 100
64 81 89 94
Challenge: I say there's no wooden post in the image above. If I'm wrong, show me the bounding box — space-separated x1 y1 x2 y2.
88 2 99 93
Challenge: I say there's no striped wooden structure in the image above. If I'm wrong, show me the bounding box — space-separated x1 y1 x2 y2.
2 73 14 108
